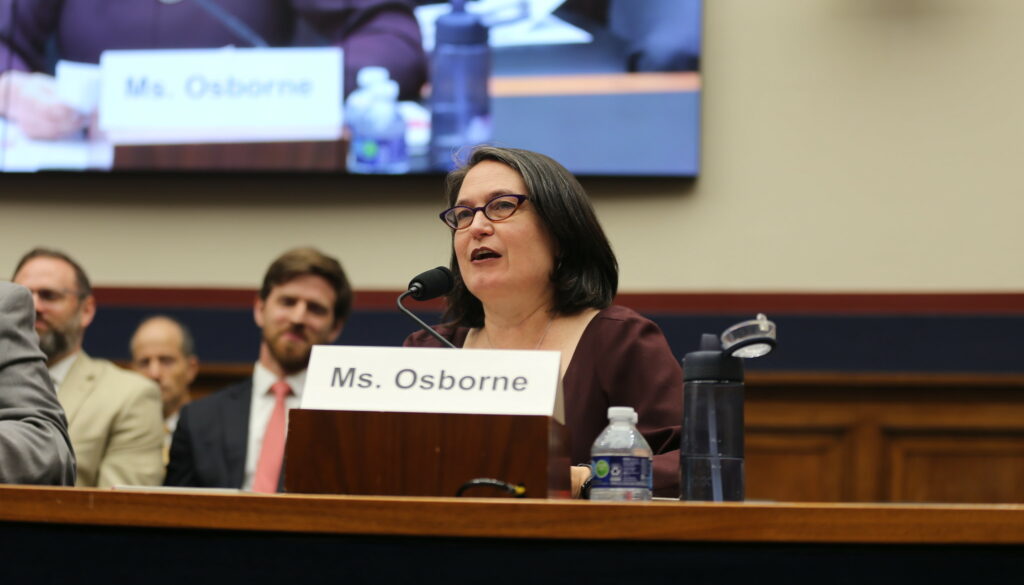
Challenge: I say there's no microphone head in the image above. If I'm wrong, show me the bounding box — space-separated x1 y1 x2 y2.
408 266 454 301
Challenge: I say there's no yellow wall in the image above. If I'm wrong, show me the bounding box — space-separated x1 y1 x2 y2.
2 0 1022 292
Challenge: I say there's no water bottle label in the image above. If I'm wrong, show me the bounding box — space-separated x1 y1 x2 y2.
351 135 407 172
590 455 652 490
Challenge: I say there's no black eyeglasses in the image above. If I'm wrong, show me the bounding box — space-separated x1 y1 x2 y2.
439 194 529 230
26 287 79 304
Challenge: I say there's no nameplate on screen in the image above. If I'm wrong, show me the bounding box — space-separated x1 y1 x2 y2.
98 47 343 144
302 346 564 423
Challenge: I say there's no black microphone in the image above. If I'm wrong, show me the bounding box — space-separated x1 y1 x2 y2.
407 266 454 301
398 266 456 348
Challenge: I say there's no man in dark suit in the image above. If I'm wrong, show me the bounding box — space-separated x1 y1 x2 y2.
165 247 351 491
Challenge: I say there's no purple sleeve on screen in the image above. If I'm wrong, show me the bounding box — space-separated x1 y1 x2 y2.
297 0 427 100
0 0 64 73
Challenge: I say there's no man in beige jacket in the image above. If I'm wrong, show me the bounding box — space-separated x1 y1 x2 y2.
12 248 163 487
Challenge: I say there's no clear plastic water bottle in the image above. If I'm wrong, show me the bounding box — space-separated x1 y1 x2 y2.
347 79 409 174
344 66 390 135
590 406 653 501
429 0 492 171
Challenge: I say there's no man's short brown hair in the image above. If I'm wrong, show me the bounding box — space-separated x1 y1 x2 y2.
260 247 352 325
13 247 93 299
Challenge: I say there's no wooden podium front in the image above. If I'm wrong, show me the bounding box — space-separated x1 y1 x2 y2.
113 140 346 171
284 409 571 499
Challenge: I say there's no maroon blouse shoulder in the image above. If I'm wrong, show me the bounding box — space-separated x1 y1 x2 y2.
402 324 470 348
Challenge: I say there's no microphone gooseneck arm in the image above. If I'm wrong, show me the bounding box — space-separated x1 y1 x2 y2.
398 288 456 349
188 0 269 47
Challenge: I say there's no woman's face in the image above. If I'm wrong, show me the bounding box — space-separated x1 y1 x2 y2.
453 160 557 306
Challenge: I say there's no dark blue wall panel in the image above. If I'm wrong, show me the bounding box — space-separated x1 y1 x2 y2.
84 306 1024 374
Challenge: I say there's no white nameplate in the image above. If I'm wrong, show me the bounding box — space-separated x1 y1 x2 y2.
98 47 343 144
302 346 563 424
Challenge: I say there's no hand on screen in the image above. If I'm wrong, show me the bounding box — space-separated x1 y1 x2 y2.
1 71 87 140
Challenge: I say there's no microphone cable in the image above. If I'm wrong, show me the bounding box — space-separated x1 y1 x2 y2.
455 478 527 498
397 289 457 348
398 266 456 348
158 0 269 48
190 0 268 48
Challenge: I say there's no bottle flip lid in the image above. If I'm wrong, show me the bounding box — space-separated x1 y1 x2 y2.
721 313 777 358
682 314 778 382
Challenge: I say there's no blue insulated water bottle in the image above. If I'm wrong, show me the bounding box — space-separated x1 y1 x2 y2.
680 334 746 501
429 0 491 171
680 315 776 501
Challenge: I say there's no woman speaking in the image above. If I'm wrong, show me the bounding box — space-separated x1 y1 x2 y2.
404 146 682 497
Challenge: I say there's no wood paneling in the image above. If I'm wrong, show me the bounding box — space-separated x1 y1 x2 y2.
185 365 1024 503
745 373 1024 503
886 436 1024 503
746 430 851 502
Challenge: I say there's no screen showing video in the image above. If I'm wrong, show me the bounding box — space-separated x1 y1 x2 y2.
0 0 701 176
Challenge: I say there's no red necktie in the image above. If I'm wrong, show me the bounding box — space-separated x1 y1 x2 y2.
252 380 291 493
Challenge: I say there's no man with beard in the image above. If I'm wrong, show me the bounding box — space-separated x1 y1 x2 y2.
165 248 350 491
11 248 164 487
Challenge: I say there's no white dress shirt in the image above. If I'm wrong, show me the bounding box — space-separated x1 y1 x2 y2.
47 351 79 390
164 411 180 455
242 362 305 491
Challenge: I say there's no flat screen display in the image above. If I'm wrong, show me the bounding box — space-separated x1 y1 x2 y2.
0 0 701 176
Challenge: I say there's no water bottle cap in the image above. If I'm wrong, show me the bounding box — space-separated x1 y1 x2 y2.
436 1 488 45
607 406 637 422
356 66 390 88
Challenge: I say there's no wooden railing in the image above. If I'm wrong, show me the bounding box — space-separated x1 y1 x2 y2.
173 365 1024 504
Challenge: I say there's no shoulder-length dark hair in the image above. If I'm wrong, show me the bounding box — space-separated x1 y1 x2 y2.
443 146 618 327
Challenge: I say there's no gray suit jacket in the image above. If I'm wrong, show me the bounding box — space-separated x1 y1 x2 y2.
0 282 75 485
60 351 165 487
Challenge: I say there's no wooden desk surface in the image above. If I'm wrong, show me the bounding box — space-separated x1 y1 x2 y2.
1 485 1021 545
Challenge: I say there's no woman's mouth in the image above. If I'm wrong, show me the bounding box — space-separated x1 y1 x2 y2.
471 247 501 262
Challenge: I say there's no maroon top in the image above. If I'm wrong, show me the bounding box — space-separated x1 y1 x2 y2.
404 305 683 497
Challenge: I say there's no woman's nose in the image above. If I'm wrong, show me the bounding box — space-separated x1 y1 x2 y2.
466 210 493 235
